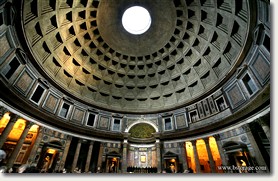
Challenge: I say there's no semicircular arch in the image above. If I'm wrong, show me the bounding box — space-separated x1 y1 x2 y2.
125 120 158 133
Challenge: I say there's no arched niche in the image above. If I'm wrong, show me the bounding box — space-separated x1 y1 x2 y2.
128 123 156 143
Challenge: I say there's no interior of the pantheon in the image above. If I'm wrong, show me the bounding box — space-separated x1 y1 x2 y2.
0 0 270 174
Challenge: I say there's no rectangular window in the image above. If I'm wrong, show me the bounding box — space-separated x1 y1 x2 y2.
112 118 121 131
59 103 70 118
0 12 3 25
242 74 257 95
3 58 20 79
30 85 45 104
87 113 96 127
164 117 172 130
263 34 270 53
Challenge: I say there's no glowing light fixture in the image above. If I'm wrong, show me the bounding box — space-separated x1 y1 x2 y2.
47 149 56 154
122 6 151 35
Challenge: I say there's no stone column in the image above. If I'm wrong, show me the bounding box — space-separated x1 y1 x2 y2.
155 139 162 173
122 140 128 173
191 140 201 173
97 143 104 172
59 135 72 171
257 118 270 142
71 138 82 172
180 142 188 171
85 140 94 173
0 113 19 149
242 124 269 172
6 121 34 169
0 106 8 118
213 134 227 166
135 148 139 167
203 137 216 173
148 147 152 167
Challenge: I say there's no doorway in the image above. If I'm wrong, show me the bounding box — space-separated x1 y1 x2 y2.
106 155 120 173
163 152 178 173
223 141 254 173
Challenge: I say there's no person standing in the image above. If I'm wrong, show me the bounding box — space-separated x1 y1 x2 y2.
0 150 7 173
0 149 6 164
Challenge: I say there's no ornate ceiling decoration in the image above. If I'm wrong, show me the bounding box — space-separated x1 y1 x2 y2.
22 0 251 113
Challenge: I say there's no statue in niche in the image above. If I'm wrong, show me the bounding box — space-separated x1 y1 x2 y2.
240 159 247 173
109 161 116 173
41 156 50 172
169 163 175 173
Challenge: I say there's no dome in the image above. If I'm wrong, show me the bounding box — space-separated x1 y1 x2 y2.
0 0 271 174
21 0 253 113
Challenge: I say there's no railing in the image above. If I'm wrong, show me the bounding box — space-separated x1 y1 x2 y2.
127 166 157 173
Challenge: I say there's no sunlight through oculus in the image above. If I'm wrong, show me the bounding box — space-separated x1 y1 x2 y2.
122 6 151 35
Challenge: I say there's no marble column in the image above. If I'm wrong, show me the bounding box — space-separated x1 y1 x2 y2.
180 142 188 171
213 134 227 166
242 124 269 173
203 137 216 173
97 143 104 172
6 121 34 169
122 140 128 173
85 140 94 173
71 138 82 172
148 147 152 167
0 113 19 149
59 135 72 171
191 140 201 173
155 139 162 173
257 118 271 142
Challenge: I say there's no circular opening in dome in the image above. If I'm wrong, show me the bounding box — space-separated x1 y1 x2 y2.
122 6 151 35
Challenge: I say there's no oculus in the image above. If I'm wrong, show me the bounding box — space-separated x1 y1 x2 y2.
122 6 151 35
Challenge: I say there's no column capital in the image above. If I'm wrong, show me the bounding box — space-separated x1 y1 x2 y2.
213 134 221 141
203 137 210 144
256 118 268 127
122 139 128 144
155 143 161 149
178 141 185 147
190 140 197 146
0 106 9 116
76 139 84 145
122 142 128 148
25 121 35 129
9 113 19 122
241 124 251 132
78 138 85 143
66 135 72 140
